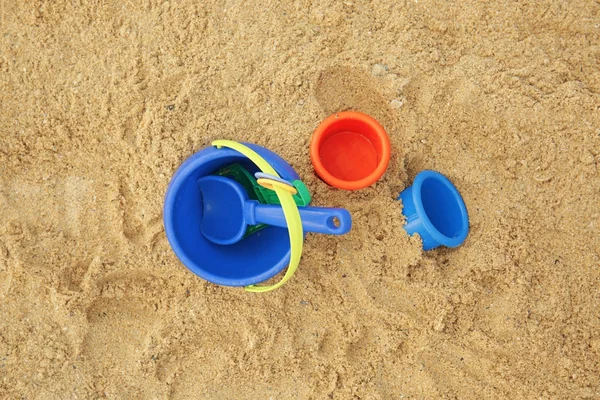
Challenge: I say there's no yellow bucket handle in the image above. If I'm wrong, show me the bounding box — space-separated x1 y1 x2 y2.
212 140 303 293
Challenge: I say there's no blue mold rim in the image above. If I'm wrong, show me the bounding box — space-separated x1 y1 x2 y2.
409 170 469 248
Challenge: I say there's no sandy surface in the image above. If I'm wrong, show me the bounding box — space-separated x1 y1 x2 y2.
1 1 600 399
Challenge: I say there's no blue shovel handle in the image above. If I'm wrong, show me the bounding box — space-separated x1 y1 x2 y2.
244 201 352 235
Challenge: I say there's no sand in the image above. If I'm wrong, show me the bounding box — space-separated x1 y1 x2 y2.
1 1 599 399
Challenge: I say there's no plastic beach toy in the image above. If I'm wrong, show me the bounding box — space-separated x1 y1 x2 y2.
164 140 351 292
197 176 351 245
398 170 469 250
215 163 311 207
214 163 311 239
310 111 390 190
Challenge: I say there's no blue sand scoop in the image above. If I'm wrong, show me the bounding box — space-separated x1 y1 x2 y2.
198 175 352 245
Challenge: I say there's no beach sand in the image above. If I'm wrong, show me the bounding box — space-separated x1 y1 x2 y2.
1 1 599 398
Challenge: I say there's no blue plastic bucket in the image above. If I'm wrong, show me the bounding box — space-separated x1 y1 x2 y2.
163 143 303 286
398 170 469 250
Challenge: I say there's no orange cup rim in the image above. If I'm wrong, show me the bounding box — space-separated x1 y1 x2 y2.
310 111 391 190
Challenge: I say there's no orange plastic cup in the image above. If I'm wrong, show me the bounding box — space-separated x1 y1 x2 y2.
310 111 391 190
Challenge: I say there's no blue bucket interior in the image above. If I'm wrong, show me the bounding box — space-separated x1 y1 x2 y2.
164 144 301 287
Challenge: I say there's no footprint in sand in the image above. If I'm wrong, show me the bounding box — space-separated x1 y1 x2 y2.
120 73 189 147
0 241 12 298
81 271 167 397
416 335 511 398
314 65 398 129
1 175 125 293
119 179 164 247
